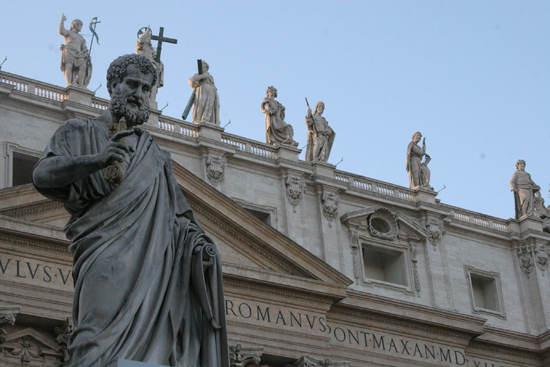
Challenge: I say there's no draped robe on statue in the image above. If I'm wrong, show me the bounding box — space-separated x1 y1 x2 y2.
189 73 220 125
34 112 228 367
305 114 335 162
262 97 296 145
406 142 425 189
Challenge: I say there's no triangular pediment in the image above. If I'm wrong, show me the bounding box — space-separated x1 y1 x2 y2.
341 206 429 242
0 164 351 302
3 327 61 353
171 162 352 299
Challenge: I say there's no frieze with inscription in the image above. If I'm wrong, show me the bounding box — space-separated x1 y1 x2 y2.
225 297 517 367
0 254 73 288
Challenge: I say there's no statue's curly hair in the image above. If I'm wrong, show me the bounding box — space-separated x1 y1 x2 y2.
106 54 157 95
266 86 277 95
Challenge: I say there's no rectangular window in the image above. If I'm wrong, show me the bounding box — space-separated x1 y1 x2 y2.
246 208 271 226
465 266 505 318
471 274 500 312
362 245 408 287
12 152 39 186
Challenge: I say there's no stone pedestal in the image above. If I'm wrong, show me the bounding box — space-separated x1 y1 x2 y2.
106 360 167 367
416 187 438 205
65 85 94 106
276 143 300 161
196 122 224 141
311 161 335 178
146 108 161 127
518 214 544 233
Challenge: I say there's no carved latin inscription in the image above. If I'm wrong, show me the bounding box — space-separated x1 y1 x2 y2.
0 254 73 288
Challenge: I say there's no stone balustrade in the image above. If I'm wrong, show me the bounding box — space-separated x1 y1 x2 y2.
334 170 419 203
451 209 509 232
1 71 66 101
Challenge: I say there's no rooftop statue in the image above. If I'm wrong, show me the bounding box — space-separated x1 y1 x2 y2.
189 60 220 125
406 132 432 190
305 101 335 162
32 54 228 367
262 86 298 146
136 26 164 109
58 14 92 88
510 159 541 219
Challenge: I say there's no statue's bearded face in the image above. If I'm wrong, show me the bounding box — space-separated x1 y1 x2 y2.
110 65 153 127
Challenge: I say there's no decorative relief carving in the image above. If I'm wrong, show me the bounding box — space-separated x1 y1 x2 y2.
0 235 70 254
368 207 398 240
535 244 549 273
206 154 227 184
54 317 73 366
0 306 19 351
348 230 361 280
425 217 445 250
517 245 534 277
290 354 350 367
409 243 421 293
1 202 65 218
285 175 306 211
321 192 339 227
229 343 263 367
9 336 44 366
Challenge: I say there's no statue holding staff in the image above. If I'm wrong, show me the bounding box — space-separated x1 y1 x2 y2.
406 132 431 190
59 14 91 88
306 98 336 162
305 100 335 162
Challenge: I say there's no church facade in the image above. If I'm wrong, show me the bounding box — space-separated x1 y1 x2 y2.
0 70 549 367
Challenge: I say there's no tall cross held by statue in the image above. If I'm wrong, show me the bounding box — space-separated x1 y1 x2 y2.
150 27 177 63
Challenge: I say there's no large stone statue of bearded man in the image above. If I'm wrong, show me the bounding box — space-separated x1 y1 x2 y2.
32 54 228 367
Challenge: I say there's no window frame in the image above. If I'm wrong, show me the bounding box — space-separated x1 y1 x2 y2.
361 241 413 293
465 265 506 319
4 142 42 187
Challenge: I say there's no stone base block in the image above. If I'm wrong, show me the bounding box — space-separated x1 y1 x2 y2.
106 359 168 367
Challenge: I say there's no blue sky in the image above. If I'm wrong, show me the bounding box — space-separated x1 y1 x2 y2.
1 1 549 219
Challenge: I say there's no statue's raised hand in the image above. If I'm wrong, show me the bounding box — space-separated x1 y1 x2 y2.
99 130 135 167
61 14 67 23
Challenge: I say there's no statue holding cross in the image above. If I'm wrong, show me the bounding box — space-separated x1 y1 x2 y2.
136 26 177 109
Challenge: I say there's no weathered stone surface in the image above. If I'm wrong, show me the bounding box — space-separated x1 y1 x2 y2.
262 86 298 147
189 60 220 125
58 14 91 88
305 101 335 162
406 132 432 190
31 54 228 367
510 159 542 219
106 360 168 367
1 66 550 367
136 27 164 109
